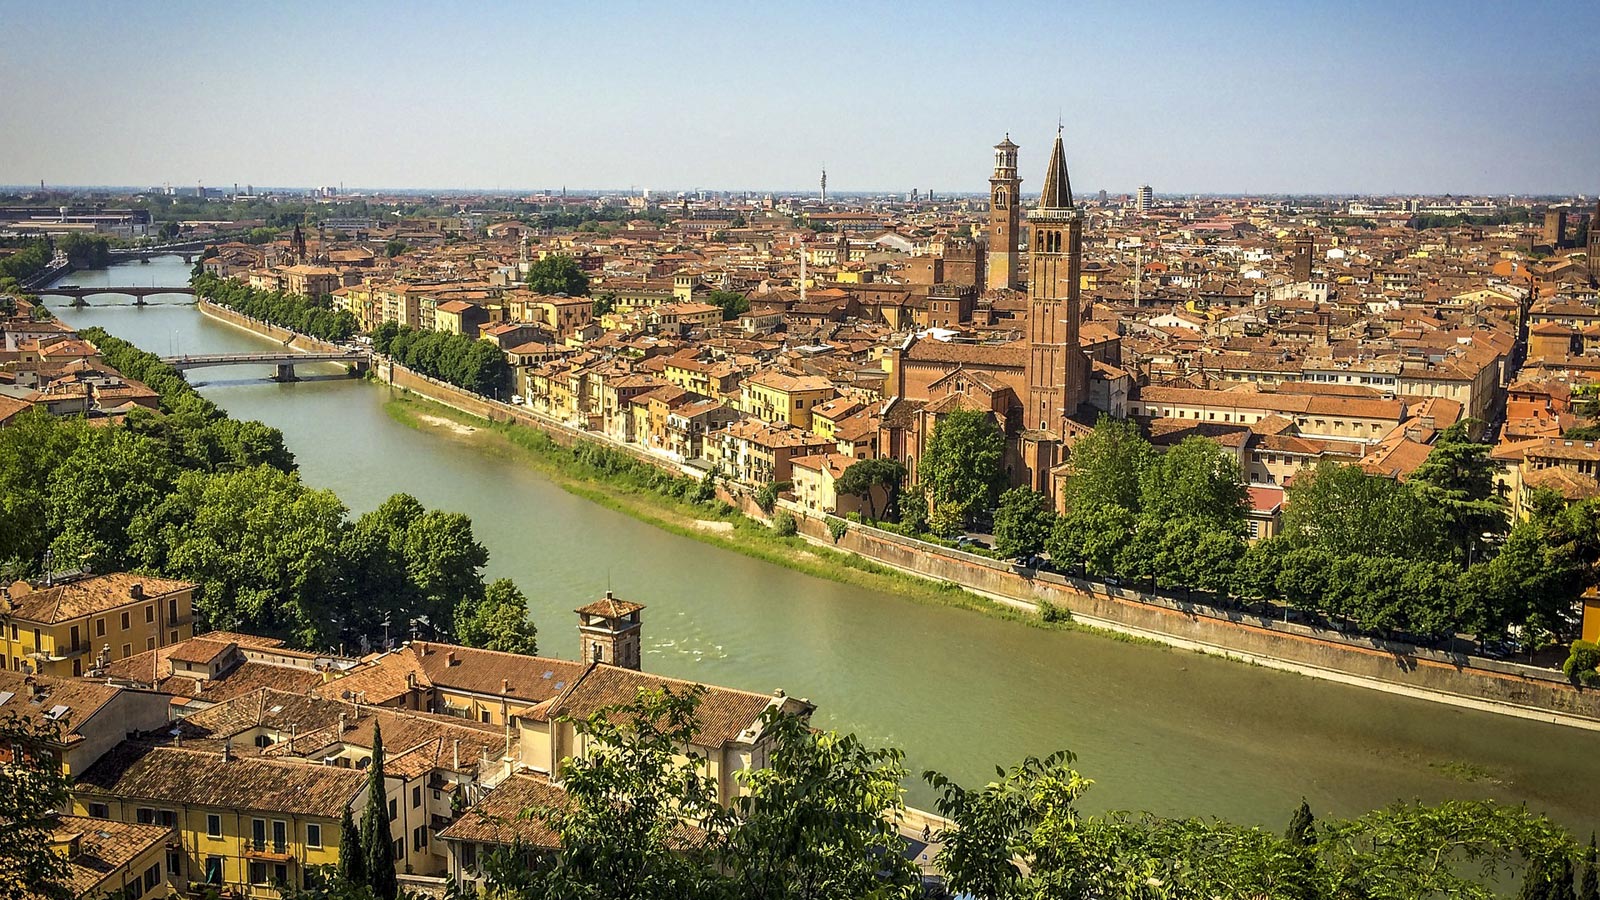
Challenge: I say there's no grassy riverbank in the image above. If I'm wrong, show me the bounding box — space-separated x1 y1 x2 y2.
382 391 1162 644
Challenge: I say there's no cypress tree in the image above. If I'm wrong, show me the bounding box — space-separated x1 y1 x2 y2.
1285 798 1317 847
336 806 366 889
1555 855 1579 900
1582 834 1598 900
360 722 398 900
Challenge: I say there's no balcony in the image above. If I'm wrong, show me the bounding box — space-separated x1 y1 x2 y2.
243 842 293 862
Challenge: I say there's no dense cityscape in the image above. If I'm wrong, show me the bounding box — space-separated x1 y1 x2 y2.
5 3 1600 899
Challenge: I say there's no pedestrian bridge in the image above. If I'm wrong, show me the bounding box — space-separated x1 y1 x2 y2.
160 351 368 381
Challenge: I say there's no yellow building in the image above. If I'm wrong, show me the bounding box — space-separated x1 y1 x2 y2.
1 573 195 678
738 370 837 431
73 745 365 897
52 816 176 900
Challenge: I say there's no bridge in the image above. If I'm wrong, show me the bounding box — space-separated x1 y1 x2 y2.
161 351 369 381
36 285 197 305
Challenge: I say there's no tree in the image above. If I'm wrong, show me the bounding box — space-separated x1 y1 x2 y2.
0 409 86 571
384 240 408 258
834 458 905 522
526 254 590 296
920 408 1006 526
1581 833 1598 900
1045 501 1135 575
1285 460 1447 561
360 723 397 900
706 289 751 321
1139 435 1248 531
1061 415 1153 512
46 426 177 571
592 291 618 317
1286 799 1317 847
535 687 722 899
723 709 920 900
0 713 73 900
1409 420 1507 562
336 807 366 890
455 579 539 655
993 487 1055 560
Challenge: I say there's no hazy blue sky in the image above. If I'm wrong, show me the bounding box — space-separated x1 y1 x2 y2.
2 1 1596 195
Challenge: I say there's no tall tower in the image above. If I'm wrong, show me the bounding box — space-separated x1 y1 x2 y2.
820 167 827 203
1292 232 1314 282
1589 201 1600 286
987 136 1022 291
575 591 644 670
1024 129 1090 435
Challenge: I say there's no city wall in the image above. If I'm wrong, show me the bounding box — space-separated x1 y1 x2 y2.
206 308 1600 728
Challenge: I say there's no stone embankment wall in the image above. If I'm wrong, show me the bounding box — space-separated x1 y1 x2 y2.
196 299 347 355
215 307 1600 727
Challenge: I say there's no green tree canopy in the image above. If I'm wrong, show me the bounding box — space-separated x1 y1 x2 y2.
1409 420 1508 561
920 408 1007 526
1062 415 1153 512
1138 435 1248 531
526 254 591 296
455 578 539 655
361 722 397 900
993 486 1055 560
706 290 751 321
835 458 905 522
0 713 73 900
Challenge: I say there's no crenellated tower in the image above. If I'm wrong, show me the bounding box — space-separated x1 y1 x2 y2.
1023 128 1090 435
987 136 1022 291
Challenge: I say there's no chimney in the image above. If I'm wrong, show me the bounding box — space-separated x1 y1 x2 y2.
501 678 510 694
222 739 233 762
129 582 144 600
288 724 297 754
452 739 460 771
446 651 457 666
405 672 416 690
338 713 347 736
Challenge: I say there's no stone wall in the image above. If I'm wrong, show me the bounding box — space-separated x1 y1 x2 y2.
196 299 346 355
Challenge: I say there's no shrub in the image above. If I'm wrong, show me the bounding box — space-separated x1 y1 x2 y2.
827 517 848 543
1039 602 1070 623
772 511 797 537
1563 639 1600 685
755 480 789 514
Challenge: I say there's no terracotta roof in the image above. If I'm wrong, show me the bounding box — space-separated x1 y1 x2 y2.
435 774 565 848
0 669 121 745
2 573 194 625
53 816 174 897
76 744 366 818
403 642 589 706
522 664 776 749
574 593 644 618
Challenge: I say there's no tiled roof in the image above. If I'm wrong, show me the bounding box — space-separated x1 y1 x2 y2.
523 664 776 749
574 593 644 618
435 774 564 848
54 816 174 897
76 744 365 818
3 573 194 625
0 669 121 744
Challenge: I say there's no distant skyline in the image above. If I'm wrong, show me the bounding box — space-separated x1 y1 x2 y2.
2 1 1597 196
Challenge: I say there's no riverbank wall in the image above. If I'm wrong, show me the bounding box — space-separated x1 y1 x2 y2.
196 299 350 355
749 499 1600 728
206 308 1600 727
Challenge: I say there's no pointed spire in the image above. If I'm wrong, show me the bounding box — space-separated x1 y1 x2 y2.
1038 128 1074 211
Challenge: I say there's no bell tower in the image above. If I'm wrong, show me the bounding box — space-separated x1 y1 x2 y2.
987 136 1022 291
1024 128 1089 435
575 591 644 670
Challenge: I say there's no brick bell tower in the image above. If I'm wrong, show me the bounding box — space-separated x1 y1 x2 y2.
987 136 1022 291
1024 127 1090 436
576 591 644 670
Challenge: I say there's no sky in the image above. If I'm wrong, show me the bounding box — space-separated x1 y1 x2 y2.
2 0 1597 196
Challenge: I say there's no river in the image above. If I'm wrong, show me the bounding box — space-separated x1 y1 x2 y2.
45 256 1600 832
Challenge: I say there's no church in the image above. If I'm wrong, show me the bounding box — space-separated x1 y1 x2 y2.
881 130 1129 507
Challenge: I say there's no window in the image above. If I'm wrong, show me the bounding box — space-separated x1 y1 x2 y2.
168 598 178 620
480 709 490 723
121 612 130 630
412 786 421 808
145 605 154 623
146 637 156 651
274 864 288 886
249 862 268 885
203 855 225 884
166 851 182 882
393 838 404 861
306 823 322 849
388 799 397 820
143 863 161 892
96 618 106 637
206 814 222 839
156 809 176 827
169 630 178 643
88 802 109 819
272 820 287 853
121 643 132 658
251 818 267 851
136 807 155 824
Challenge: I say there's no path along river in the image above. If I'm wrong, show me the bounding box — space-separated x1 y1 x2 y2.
46 256 1600 831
